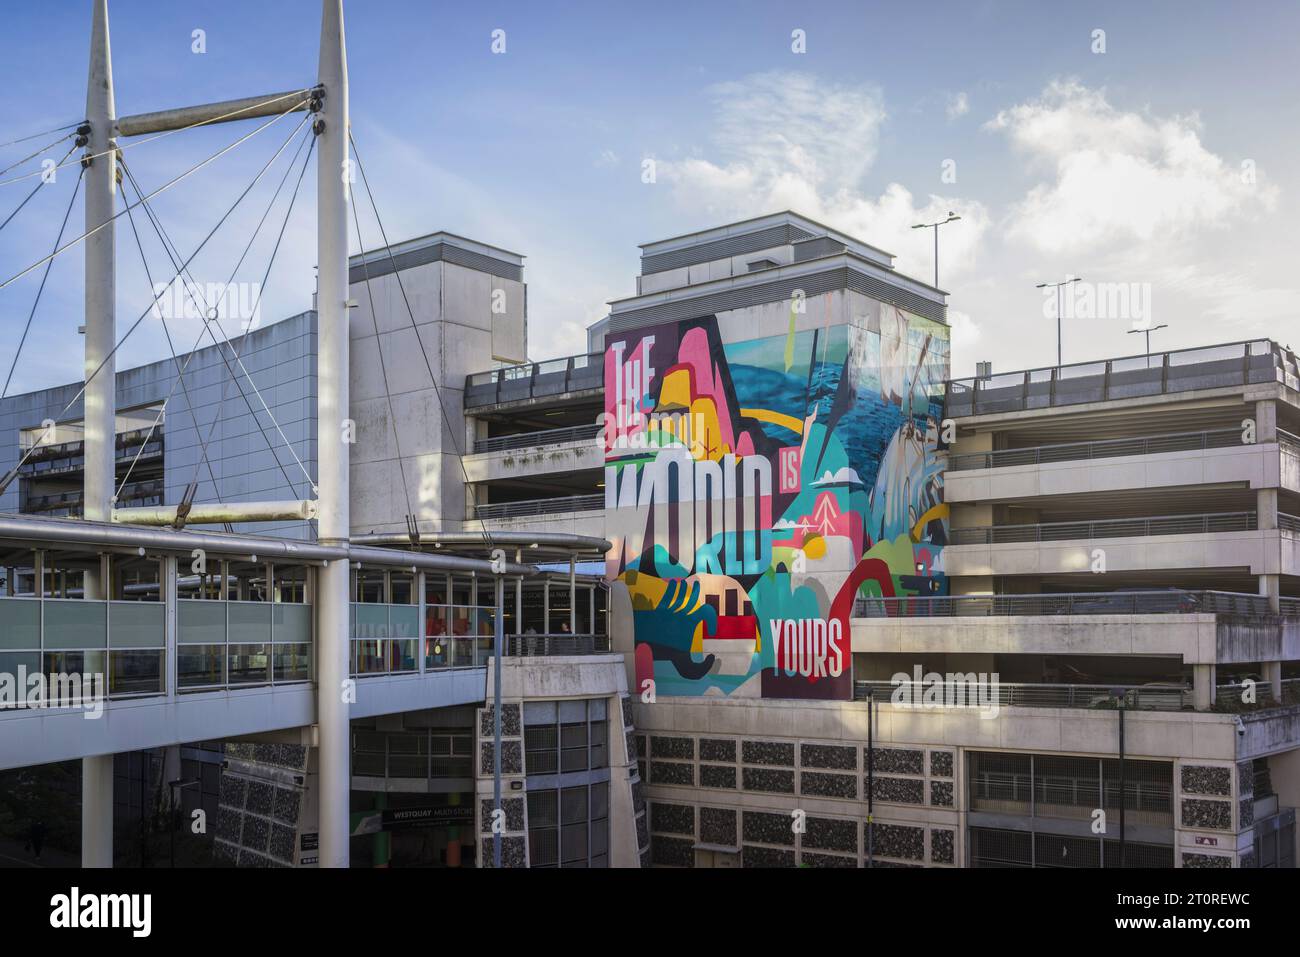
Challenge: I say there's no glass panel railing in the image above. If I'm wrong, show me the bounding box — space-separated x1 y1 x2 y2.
43 600 107 649
178 645 225 689
0 598 40 649
109 601 164 648
228 601 272 644
389 605 420 641
353 603 389 640
227 644 270 685
179 600 226 643
272 603 312 643
0 651 40 686
110 650 164 696
273 644 311 683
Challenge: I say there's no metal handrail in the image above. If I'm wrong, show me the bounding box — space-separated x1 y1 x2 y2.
464 351 604 408
949 428 1245 471
1280 512 1300 534
472 422 602 454
853 679 1191 711
414 633 613 672
854 589 1276 619
945 339 1295 417
475 493 604 520
950 510 1257 545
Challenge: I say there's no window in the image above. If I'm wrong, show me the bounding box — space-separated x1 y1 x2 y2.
522 698 611 867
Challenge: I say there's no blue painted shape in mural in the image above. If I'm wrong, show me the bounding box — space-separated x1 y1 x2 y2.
747 570 824 675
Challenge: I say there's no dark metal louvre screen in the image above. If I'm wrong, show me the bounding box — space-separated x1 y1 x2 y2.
640 224 815 275
348 242 523 284
608 266 947 334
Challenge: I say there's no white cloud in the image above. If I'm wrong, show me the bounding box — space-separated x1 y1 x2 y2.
595 149 619 168
987 79 1278 255
657 71 990 285
946 91 970 120
948 309 981 353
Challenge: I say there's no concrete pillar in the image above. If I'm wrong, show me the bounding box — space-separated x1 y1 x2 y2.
1258 488 1278 530
1193 663 1217 711
81 754 114 867
569 557 576 635
1262 660 1283 703
80 0 117 871
1255 399 1278 442
1259 573 1281 614
314 0 351 870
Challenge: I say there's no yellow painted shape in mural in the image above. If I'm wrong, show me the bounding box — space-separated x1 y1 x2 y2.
738 407 804 435
657 367 693 413
692 619 705 654
623 569 668 611
911 503 949 542
801 533 826 559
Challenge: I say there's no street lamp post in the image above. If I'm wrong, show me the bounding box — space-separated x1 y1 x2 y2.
1128 324 1169 368
167 778 200 869
912 212 961 289
1036 276 1083 367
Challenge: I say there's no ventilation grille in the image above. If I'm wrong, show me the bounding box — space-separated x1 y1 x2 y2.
349 242 523 285
640 224 815 275
609 265 946 333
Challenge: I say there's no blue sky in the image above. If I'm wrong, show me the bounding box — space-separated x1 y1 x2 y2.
1 0 1297 393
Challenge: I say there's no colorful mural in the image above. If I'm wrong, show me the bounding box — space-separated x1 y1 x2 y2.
604 298 949 700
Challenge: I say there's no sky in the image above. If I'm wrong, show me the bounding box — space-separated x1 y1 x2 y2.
0 0 1297 394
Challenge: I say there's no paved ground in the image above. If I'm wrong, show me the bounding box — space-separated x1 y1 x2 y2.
0 835 78 868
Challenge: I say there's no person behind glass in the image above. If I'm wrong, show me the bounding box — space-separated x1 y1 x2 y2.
26 819 46 861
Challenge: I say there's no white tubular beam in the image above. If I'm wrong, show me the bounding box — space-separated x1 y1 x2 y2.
82 0 116 870
116 89 314 137
315 0 351 871
112 500 319 525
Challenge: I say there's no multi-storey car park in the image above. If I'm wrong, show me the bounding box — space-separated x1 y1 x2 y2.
1 3 1297 871
6 203 1295 869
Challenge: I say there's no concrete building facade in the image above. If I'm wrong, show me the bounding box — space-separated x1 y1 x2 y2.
2 210 1298 869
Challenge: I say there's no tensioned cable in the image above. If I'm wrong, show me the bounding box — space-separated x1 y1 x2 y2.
0 131 75 179
0 99 308 294
1 163 85 399
0 142 79 239
0 112 315 492
123 147 317 500
114 126 314 500
165 130 318 502
349 131 497 553
117 169 238 509
0 89 315 189
114 129 313 503
349 177 417 524
0 121 82 151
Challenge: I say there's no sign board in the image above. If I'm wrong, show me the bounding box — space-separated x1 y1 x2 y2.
350 805 475 837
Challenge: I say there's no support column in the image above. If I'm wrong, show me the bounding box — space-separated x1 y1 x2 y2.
1193 663 1217 711
314 0 351 870
1262 660 1282 703
569 557 576 635
514 551 522 636
1257 486 1280 613
81 0 117 871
